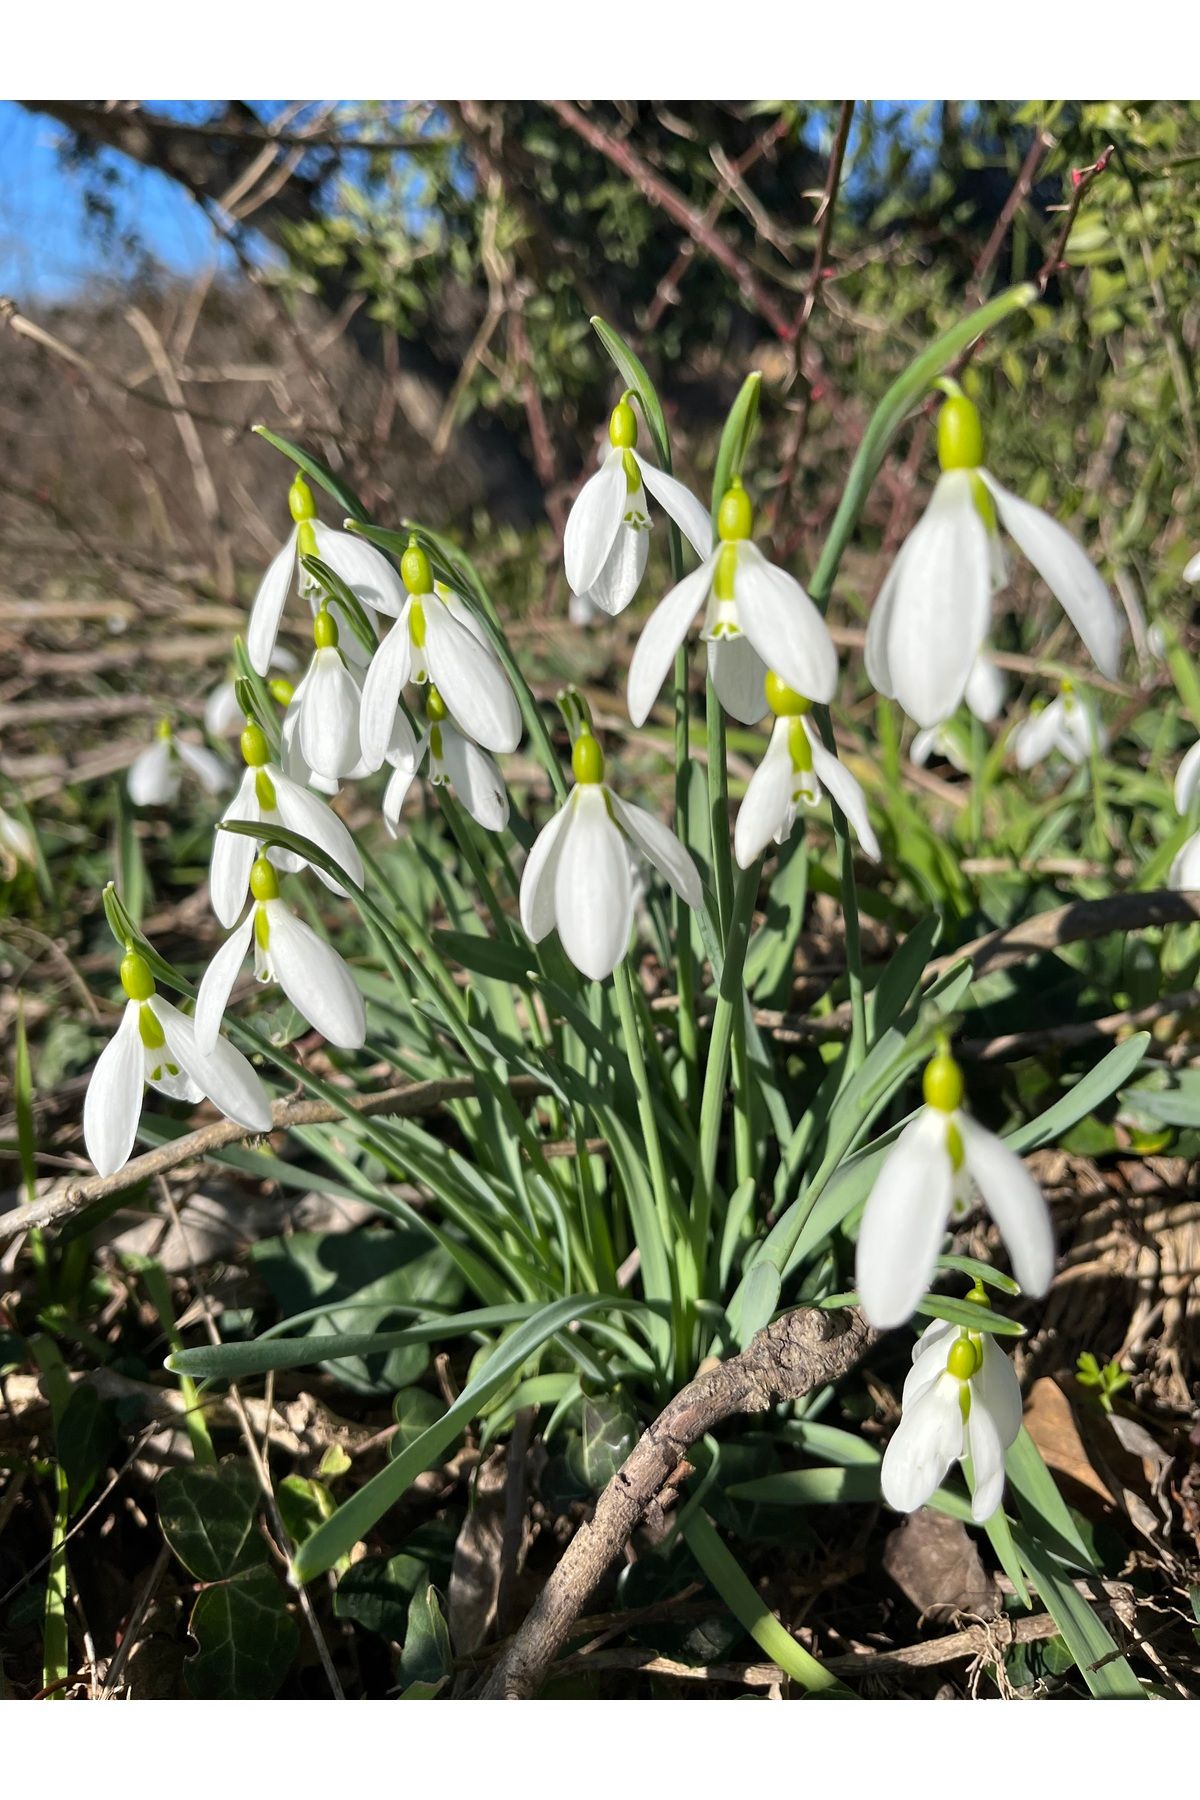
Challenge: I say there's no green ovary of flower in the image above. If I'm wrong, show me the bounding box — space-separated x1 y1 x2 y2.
254 908 271 951
409 601 426 649
609 399 637 449
288 473 317 523
717 480 753 543
425 685 448 723
313 607 339 650
297 519 318 561
250 855 280 903
138 1001 165 1050
241 723 270 768
937 392 984 472
401 538 433 596
120 950 155 1003
923 1046 964 1114
969 472 997 532
622 449 641 493
255 769 277 810
946 1334 982 1381
766 673 812 718
572 733 605 785
269 677 295 706
155 716 173 741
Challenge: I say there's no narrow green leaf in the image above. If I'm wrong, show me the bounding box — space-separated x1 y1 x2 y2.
252 424 370 522
590 316 672 470
710 371 761 530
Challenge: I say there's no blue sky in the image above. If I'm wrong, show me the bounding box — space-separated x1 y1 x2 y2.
0 102 235 301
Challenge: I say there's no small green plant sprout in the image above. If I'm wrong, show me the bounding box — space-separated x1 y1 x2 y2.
1075 1351 1133 1413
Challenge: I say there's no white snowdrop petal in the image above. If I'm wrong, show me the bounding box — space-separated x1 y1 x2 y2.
273 770 363 892
973 1337 1024 1450
564 449 629 596
880 1376 964 1514
965 654 1007 723
175 739 230 795
856 1110 955 1329
635 457 713 563
519 801 573 942
958 1112 1055 1298
358 615 414 771
582 518 650 618
210 771 261 928
422 599 521 754
707 634 770 724
609 793 702 907
864 553 906 697
734 728 795 868
965 1394 1008 1522
627 558 716 727
299 649 362 780
982 473 1124 678
439 727 509 832
127 739 178 807
553 787 635 981
1174 739 1200 815
734 544 838 705
1013 703 1063 771
265 900 366 1049
195 914 254 1054
883 472 992 728
806 725 881 861
248 530 298 676
1170 830 1200 891
83 1002 145 1178
1184 551 1200 583
204 681 242 739
150 998 273 1133
313 520 407 618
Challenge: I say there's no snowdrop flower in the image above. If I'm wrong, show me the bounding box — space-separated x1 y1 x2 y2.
360 539 521 764
910 655 1008 771
1168 734 1200 890
628 481 837 727
195 855 366 1053
382 687 508 835
127 719 229 807
735 674 880 868
210 721 364 926
1185 551 1200 583
292 604 364 783
0 804 37 877
881 1313 1023 1523
866 386 1123 728
564 398 711 619
248 472 403 676
856 1045 1054 1329
1013 679 1106 771
84 948 272 1178
519 726 702 981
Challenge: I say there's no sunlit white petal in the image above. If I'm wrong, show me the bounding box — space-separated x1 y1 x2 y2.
439 727 509 831
422 598 521 754
150 997 272 1133
313 520 406 618
262 899 366 1048
248 529 299 676
880 1374 964 1514
195 913 255 1054
857 1109 954 1328
609 793 701 906
519 800 573 942
707 634 769 724
83 1002 145 1177
981 473 1123 678
553 786 635 980
733 543 837 705
627 557 716 727
957 1112 1054 1298
564 448 629 596
299 648 361 780
634 457 713 563
127 739 178 807
806 724 880 861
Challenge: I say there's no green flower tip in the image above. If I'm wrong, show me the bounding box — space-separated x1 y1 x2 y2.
268 677 295 706
572 732 605 786
119 950 155 1002
288 472 317 523
154 716 173 742
250 855 280 903
609 399 638 449
313 606 339 650
401 537 433 596
923 1046 964 1115
765 672 811 718
717 479 753 544
937 391 984 473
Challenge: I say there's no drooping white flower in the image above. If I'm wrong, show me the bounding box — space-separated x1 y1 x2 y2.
382 689 508 835
856 1046 1054 1330
127 721 229 807
910 654 1007 772
204 649 298 738
84 948 272 1178
1169 832 1200 890
0 804 37 878
628 480 837 727
866 387 1123 729
519 728 702 981
195 855 366 1053
1013 680 1106 771
881 1315 1023 1523
735 674 879 869
359 538 521 764
247 472 403 676
210 720 364 927
564 398 711 619
293 604 364 782
1168 739 1200 889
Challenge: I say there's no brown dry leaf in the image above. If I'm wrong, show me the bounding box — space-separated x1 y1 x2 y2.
447 1448 509 1655
1022 1378 1115 1509
882 1510 1001 1623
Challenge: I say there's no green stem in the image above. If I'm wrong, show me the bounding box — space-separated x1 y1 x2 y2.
674 642 700 1116
693 859 762 1278
706 677 733 939
813 705 867 1069
612 958 679 1260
